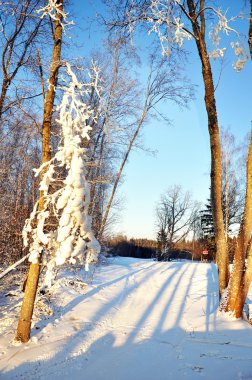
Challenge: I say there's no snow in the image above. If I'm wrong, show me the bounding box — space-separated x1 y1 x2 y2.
0 257 252 379
22 63 100 280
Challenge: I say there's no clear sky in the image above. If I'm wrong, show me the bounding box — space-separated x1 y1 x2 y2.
70 1 252 239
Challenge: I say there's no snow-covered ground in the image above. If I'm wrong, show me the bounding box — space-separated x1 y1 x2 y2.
0 257 252 379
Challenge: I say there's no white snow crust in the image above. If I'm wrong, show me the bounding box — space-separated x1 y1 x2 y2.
0 258 252 379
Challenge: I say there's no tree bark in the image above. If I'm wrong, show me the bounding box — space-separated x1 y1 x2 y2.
16 0 64 343
224 1 252 318
88 132 106 221
0 77 10 117
249 0 252 59
224 149 229 240
187 0 228 297
226 131 252 317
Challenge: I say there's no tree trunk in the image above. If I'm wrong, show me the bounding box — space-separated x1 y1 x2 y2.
226 131 252 317
16 0 64 343
249 0 252 59
88 132 106 219
224 2 252 318
0 77 9 118
187 0 228 297
224 150 229 240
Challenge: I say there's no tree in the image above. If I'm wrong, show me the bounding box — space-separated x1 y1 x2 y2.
157 227 168 260
98 54 194 239
155 185 200 260
199 199 216 260
200 128 244 245
67 40 140 237
200 200 214 236
221 127 243 238
0 0 50 264
0 115 41 265
105 0 252 312
0 0 45 120
16 62 101 342
16 0 65 343
225 4 252 315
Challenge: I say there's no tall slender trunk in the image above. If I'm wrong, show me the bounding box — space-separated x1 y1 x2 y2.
226 131 252 317
0 77 9 118
88 45 121 233
224 2 252 318
249 0 252 59
244 3 252 300
98 107 148 239
0 6 42 121
88 132 106 218
224 150 229 240
187 0 228 297
16 0 64 343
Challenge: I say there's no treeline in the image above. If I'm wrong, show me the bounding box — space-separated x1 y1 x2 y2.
106 236 158 259
106 234 238 263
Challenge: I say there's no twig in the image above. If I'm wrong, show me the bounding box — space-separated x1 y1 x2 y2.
0 253 29 280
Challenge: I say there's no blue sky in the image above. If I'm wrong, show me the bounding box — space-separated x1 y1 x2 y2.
70 1 252 239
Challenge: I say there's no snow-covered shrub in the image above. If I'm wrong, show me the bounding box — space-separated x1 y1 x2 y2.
22 62 101 287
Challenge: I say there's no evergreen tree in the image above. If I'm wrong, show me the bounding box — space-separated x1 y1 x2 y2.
200 199 214 239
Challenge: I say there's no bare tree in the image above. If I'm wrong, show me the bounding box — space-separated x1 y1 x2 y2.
75 41 142 236
98 55 194 239
156 185 200 260
0 114 41 265
0 0 45 120
221 127 244 238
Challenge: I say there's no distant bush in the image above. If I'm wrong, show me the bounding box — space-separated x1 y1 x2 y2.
105 236 157 259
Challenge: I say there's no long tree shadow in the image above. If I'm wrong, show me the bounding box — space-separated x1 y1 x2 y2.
30 260 159 336
1 261 240 380
153 262 198 345
1 260 182 375
205 264 218 332
126 263 190 343
3 325 252 380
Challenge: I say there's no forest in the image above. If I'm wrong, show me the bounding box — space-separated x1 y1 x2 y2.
0 1 252 378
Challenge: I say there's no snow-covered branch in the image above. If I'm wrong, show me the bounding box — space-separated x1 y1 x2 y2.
147 0 193 55
23 62 101 286
125 1 248 69
36 0 74 29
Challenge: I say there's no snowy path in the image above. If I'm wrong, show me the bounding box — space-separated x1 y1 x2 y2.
1 258 252 379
